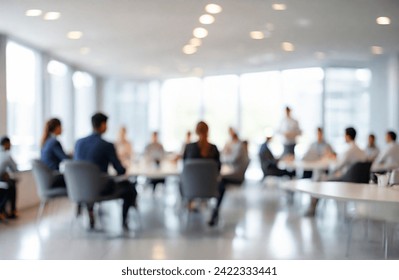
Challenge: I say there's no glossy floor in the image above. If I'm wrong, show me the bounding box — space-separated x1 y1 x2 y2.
0 178 398 260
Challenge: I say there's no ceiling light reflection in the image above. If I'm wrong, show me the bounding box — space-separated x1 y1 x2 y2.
199 14 215 24
183 45 197 55
281 42 295 52
205 4 222 14
25 9 42 17
376 17 391 25
250 31 265 40
44 12 61 20
272 3 287 11
67 31 83 40
193 27 208 38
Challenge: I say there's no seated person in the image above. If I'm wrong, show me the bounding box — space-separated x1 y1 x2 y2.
0 136 19 219
302 127 334 178
40 118 70 188
307 127 367 216
259 136 294 179
74 112 137 230
182 121 221 226
364 133 379 162
211 137 250 226
144 131 166 191
371 131 399 172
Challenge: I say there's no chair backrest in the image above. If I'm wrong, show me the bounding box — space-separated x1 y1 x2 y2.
180 159 219 200
339 161 372 183
63 160 108 204
31 159 55 199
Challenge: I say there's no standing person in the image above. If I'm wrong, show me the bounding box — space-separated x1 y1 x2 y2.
74 112 137 230
183 121 221 223
41 118 70 171
364 133 379 162
278 106 301 158
115 126 133 168
0 136 19 219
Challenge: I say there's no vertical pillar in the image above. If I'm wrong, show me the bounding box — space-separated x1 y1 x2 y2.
0 35 7 135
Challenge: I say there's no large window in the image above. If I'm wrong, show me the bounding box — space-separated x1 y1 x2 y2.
324 68 371 153
161 78 202 151
73 71 96 140
203 75 239 148
47 60 73 151
6 41 41 168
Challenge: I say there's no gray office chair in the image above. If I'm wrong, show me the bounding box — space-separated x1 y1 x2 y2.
180 159 219 200
335 161 372 183
63 160 137 230
31 159 68 222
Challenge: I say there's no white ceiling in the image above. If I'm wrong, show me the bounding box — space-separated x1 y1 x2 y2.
0 0 398 80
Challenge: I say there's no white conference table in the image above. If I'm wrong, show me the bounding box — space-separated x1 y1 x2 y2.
126 159 233 179
280 179 399 203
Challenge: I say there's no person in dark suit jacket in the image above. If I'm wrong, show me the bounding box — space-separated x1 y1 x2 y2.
74 112 137 230
259 136 294 178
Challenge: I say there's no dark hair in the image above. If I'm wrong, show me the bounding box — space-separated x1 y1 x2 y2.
0 136 10 146
387 131 397 141
41 118 61 147
345 127 357 140
317 127 323 133
91 112 108 129
369 134 375 140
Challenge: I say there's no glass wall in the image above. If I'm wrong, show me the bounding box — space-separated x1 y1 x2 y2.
6 41 41 168
47 60 74 151
324 68 371 153
161 77 202 151
203 75 239 148
73 71 96 140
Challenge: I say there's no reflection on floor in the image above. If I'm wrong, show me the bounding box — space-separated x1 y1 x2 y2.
0 177 398 260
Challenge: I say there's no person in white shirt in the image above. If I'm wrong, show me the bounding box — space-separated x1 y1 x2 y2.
278 106 301 158
0 136 18 219
303 127 334 162
222 127 238 159
306 127 367 216
372 131 399 172
330 127 367 178
115 126 133 168
144 131 165 191
364 133 379 162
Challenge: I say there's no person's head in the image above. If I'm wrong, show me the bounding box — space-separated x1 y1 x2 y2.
195 121 209 140
41 118 62 147
285 106 292 117
151 131 159 143
91 112 108 134
232 132 239 141
185 131 192 142
0 136 11 151
317 127 324 142
345 127 357 142
118 126 127 140
368 134 376 147
386 131 397 143
228 127 236 138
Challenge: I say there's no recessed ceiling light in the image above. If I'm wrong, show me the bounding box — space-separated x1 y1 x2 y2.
193 27 208 39
190 38 202 47
272 3 287 11
205 4 222 14
281 42 294 51
67 31 83 40
43 12 61 20
25 9 42 17
199 14 215 24
192 67 204 76
80 47 91 55
376 16 391 25
371 46 384 55
315 52 326 59
183 45 197 55
250 31 265 40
